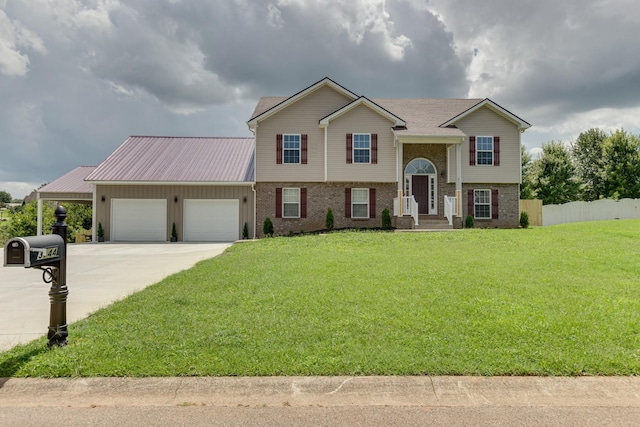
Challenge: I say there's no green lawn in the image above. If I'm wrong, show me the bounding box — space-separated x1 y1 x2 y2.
1 220 639 377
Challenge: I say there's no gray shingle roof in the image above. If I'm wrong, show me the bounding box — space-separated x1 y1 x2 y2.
250 96 483 137
85 136 255 183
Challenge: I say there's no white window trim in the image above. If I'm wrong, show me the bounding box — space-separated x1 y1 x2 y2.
352 133 371 164
283 134 301 165
474 189 491 219
282 187 301 218
476 136 494 166
351 188 370 219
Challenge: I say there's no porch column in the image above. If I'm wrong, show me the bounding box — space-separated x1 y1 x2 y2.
37 196 43 235
397 141 404 193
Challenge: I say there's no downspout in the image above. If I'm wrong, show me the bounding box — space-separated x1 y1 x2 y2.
252 184 257 239
248 124 257 239
323 125 328 182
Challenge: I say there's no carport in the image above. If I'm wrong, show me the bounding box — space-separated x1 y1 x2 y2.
36 166 96 236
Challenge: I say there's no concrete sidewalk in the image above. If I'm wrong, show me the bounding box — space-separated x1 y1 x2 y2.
1 376 639 426
0 243 231 351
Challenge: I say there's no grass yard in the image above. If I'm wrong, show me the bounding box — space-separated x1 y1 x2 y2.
1 220 639 377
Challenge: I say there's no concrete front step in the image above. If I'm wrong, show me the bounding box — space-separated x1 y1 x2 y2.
414 216 453 230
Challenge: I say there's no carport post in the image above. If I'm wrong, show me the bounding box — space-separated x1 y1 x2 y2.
48 206 69 347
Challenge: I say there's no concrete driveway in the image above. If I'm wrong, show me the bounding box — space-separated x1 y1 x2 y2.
0 242 231 351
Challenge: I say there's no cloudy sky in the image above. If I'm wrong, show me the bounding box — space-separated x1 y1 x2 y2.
1 0 639 198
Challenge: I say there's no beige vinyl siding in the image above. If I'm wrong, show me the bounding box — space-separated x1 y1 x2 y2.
327 105 396 183
255 86 353 182
95 184 253 241
456 106 521 184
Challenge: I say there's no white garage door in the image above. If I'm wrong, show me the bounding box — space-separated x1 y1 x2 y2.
111 199 167 241
184 199 239 242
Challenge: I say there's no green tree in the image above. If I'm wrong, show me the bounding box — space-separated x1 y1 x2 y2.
571 128 607 201
0 191 11 206
601 129 640 199
520 144 536 199
529 141 582 205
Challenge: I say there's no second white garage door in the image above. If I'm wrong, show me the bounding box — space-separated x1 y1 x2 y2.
111 199 167 241
183 199 239 242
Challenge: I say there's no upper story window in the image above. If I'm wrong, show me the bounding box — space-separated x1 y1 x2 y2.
276 134 307 165
283 134 300 164
353 134 371 164
346 133 378 164
469 136 500 166
476 136 493 165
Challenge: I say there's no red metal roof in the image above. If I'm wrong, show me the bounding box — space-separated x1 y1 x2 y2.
38 166 96 194
85 137 255 183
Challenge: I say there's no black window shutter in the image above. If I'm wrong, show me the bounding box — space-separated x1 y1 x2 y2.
492 189 499 219
301 134 308 164
300 188 307 218
369 188 376 218
469 136 476 166
371 134 378 164
275 187 282 218
468 189 474 217
494 137 500 166
346 133 353 164
276 134 283 164
345 188 351 218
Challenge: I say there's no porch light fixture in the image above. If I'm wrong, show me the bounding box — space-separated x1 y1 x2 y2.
174 196 178 203
243 196 247 203
101 195 105 202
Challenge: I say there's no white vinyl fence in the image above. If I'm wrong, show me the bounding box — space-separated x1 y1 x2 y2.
543 198 640 226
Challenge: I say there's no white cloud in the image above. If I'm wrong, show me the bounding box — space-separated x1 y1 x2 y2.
0 9 46 76
267 3 285 28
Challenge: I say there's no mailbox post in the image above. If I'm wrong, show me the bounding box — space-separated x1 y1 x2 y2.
49 206 69 347
3 206 69 347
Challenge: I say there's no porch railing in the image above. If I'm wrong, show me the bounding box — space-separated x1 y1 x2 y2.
444 195 457 225
393 195 419 226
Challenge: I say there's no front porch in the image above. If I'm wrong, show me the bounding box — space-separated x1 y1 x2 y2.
393 195 461 230
392 141 464 230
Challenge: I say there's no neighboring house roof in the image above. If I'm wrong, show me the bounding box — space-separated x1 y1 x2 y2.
38 166 97 194
85 136 255 184
247 77 359 127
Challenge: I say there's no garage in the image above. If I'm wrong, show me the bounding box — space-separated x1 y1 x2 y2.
184 199 239 242
111 199 167 241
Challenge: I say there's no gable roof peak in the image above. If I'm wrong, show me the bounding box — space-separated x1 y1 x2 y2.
247 77 359 127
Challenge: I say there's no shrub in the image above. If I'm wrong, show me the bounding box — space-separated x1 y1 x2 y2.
242 222 249 239
97 222 105 239
520 211 530 229
325 208 334 230
262 217 274 237
381 208 392 229
465 214 474 228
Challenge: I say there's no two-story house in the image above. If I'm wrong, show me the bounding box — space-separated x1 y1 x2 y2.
248 77 530 237
37 77 530 241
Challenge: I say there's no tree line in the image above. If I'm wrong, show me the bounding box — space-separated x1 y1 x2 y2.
521 128 640 205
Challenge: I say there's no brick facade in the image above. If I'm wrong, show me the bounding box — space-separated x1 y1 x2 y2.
256 182 397 237
462 183 520 228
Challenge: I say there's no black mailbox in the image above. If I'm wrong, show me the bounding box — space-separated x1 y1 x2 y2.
4 235 65 268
